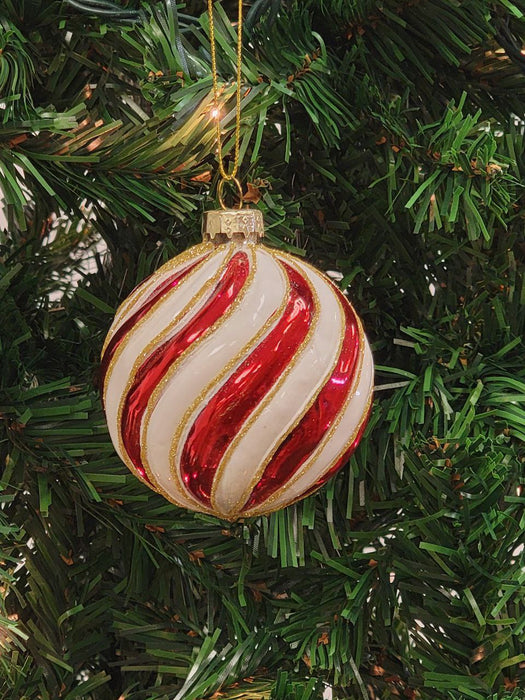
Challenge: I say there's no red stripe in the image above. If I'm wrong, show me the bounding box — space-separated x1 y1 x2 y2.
243 288 362 510
120 252 250 483
299 400 373 501
100 257 207 391
180 262 315 507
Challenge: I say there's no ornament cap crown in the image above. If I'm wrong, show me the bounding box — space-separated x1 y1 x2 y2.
202 208 264 245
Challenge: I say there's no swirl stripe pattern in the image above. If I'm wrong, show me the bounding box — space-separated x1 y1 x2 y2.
102 246 231 468
209 252 346 517
179 261 315 507
103 238 374 520
302 401 373 498
102 243 212 354
144 248 288 510
243 338 374 516
99 259 205 391
242 280 361 510
120 251 250 481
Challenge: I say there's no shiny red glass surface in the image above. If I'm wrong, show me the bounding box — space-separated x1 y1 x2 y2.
120 252 249 482
300 400 373 500
180 262 315 507
244 292 361 510
100 258 206 392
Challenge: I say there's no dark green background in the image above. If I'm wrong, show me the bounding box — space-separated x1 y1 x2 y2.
0 1 524 698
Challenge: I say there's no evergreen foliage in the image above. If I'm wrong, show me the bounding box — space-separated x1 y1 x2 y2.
0 0 524 698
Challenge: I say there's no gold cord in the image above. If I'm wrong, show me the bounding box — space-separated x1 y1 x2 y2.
207 0 244 209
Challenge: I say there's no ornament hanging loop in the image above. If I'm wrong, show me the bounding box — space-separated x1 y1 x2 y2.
208 0 244 193
217 177 244 210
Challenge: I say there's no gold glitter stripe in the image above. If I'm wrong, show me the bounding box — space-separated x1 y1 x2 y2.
250 373 374 517
222 252 348 519
241 250 371 518
168 248 291 517
143 245 259 512
244 330 373 518
101 243 213 358
109 246 232 496
103 245 224 408
209 250 325 518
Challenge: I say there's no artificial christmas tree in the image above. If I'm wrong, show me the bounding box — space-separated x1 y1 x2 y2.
0 1 524 698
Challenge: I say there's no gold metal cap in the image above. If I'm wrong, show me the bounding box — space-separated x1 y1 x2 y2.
202 209 264 245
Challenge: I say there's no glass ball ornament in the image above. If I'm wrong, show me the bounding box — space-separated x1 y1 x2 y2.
101 209 373 520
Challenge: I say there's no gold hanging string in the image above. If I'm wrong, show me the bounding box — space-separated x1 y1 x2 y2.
207 0 244 209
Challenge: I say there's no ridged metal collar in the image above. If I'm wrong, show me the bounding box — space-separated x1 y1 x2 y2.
202 209 264 244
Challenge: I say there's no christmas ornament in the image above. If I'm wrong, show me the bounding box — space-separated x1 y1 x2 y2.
101 0 373 520
101 210 373 520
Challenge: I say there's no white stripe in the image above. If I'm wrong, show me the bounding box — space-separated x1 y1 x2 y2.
144 248 288 511
212 253 346 518
104 245 212 351
104 247 229 463
243 339 374 516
